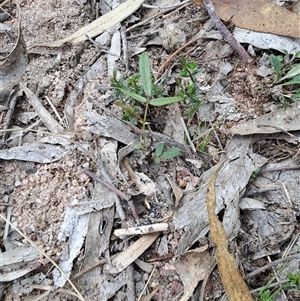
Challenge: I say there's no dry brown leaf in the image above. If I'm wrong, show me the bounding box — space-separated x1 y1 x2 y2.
228 102 300 135
206 161 254 301
166 175 183 207
195 0 300 38
175 246 210 301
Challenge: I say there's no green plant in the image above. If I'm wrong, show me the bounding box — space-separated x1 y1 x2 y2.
258 267 300 301
176 58 203 121
153 143 181 164
270 50 300 109
111 52 182 149
288 271 300 289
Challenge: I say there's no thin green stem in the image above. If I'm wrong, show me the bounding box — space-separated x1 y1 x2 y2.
142 98 150 152
186 67 195 83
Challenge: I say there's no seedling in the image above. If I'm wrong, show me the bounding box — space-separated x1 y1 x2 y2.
153 143 181 164
270 50 300 109
111 52 182 150
176 58 203 121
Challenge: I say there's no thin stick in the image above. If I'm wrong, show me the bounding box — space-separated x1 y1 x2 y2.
142 0 192 10
245 254 300 279
260 164 300 173
73 258 108 279
83 169 141 224
137 267 156 301
155 36 200 80
202 0 253 63
250 279 289 293
114 223 168 237
180 116 197 154
120 25 129 71
45 96 64 124
0 213 85 301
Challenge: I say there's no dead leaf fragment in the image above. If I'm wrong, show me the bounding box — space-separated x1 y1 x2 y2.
104 232 160 274
206 161 253 301
195 0 300 38
175 246 210 301
229 102 300 135
20 83 64 134
0 3 27 103
32 0 145 47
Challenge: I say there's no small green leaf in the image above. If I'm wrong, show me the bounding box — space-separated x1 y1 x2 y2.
270 54 282 80
155 143 164 157
160 148 181 160
150 96 182 106
179 69 189 77
134 142 143 149
139 52 152 97
295 50 300 59
117 87 147 103
277 64 300 83
281 74 300 86
187 61 197 70
260 290 272 301
282 96 288 110
285 94 298 102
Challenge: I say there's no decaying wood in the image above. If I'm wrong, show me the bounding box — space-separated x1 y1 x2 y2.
114 223 168 237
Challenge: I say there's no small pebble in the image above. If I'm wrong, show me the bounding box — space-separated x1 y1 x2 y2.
14 180 22 187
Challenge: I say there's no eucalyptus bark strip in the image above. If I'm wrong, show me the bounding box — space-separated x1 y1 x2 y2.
206 161 254 301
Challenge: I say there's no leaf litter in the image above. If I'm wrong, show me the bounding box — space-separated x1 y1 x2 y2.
1 0 300 300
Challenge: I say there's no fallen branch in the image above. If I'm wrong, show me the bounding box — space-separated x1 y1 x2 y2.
83 169 141 224
202 0 253 63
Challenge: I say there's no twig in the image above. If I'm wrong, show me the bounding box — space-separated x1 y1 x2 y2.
114 223 168 237
45 96 64 125
97 161 126 221
260 164 300 173
180 116 197 154
83 169 141 225
73 258 107 279
163 1 193 19
202 0 253 63
245 254 300 280
0 213 85 301
256 124 300 140
155 35 200 80
137 267 156 301
120 25 129 71
250 279 289 293
142 0 192 10
123 156 138 184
